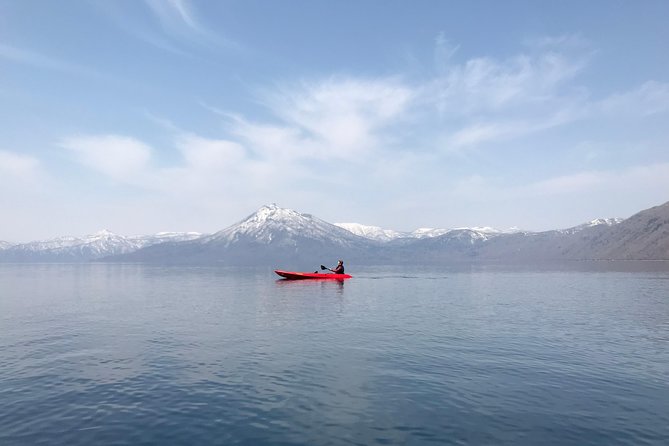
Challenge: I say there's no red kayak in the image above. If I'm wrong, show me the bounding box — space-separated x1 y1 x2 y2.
275 270 352 280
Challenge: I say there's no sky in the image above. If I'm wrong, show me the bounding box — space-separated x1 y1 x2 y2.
1 0 668 241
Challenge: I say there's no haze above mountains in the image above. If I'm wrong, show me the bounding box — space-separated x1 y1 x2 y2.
1 201 667 265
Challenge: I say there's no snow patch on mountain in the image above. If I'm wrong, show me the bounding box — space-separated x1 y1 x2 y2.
335 223 458 240
4 229 138 259
583 218 624 227
130 232 203 246
335 223 404 241
0 241 13 250
410 228 451 238
336 222 519 241
559 217 624 234
1 229 205 261
434 228 500 244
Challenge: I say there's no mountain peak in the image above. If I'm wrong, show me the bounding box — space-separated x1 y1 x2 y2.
587 218 624 227
206 204 366 247
225 204 318 239
92 229 116 237
560 217 624 234
335 223 404 241
253 204 303 223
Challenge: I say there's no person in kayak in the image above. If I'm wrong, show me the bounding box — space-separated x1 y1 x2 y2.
328 260 345 274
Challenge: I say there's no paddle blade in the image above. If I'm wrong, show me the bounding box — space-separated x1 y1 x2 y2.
320 265 327 270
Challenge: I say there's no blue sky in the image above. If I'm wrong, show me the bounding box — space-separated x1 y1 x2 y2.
1 0 668 241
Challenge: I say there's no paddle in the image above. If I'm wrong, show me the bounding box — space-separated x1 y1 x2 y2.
320 264 328 271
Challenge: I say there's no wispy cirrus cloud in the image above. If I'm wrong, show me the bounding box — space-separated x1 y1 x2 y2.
141 0 238 50
598 80 669 117
190 38 666 167
95 0 238 55
447 104 581 148
434 32 460 73
419 34 594 149
428 51 586 116
143 0 209 40
0 43 100 77
262 77 414 156
145 0 199 31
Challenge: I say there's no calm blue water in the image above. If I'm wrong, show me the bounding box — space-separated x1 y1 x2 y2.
1 263 668 445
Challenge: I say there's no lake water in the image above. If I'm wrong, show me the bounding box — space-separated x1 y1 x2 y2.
1 263 668 445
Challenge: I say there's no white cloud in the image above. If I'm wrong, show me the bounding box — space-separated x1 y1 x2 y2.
0 43 100 77
262 77 414 157
58 131 286 207
144 0 201 33
598 81 669 116
449 122 522 147
94 1 238 55
42 34 668 236
141 0 237 50
176 134 246 170
428 51 585 116
434 32 460 73
198 39 662 159
408 36 597 149
524 33 591 51
447 106 578 148
60 135 152 181
0 150 41 180
58 43 667 201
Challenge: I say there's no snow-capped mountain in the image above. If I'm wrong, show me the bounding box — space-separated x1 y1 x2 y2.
112 204 378 267
29 229 136 250
0 241 13 250
444 229 496 243
334 223 405 241
335 223 518 242
207 204 366 247
409 228 451 238
3 200 668 263
409 226 518 240
0 230 204 262
558 218 624 234
130 231 203 246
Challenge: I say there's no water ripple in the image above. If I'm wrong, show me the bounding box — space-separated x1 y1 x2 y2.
1 264 668 445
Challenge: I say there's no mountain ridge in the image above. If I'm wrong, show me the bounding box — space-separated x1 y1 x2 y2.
107 203 378 268
1 201 667 264
0 230 203 262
